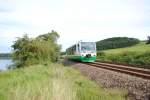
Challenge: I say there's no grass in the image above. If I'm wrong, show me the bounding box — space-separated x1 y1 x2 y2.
97 42 150 67
103 42 150 54
0 64 126 100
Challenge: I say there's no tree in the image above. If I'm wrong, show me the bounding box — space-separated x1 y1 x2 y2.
146 36 150 44
37 30 59 42
11 31 61 68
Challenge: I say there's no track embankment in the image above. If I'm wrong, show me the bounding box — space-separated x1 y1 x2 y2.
69 61 150 100
83 61 150 80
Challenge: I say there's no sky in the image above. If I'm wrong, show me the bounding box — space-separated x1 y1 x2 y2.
0 0 150 52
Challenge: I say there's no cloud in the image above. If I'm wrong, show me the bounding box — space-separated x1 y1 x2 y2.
0 37 13 53
0 0 150 52
0 20 27 28
0 0 14 12
0 7 12 12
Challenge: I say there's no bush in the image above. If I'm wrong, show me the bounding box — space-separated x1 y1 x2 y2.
146 36 150 44
11 31 61 68
97 51 105 56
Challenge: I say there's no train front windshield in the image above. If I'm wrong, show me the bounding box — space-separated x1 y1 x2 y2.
81 42 96 52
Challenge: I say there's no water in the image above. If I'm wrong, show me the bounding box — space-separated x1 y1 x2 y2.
0 59 13 71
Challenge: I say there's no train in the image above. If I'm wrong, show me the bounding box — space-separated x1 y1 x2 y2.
66 41 96 62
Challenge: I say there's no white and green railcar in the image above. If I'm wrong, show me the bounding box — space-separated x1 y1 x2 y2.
66 41 96 62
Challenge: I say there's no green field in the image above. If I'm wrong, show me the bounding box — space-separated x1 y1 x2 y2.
97 42 150 67
103 42 150 54
0 64 126 100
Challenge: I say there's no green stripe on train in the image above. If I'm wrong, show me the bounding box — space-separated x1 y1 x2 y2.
68 55 96 62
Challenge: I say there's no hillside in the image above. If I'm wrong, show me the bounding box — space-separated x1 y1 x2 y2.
96 37 140 51
102 42 150 54
97 42 150 67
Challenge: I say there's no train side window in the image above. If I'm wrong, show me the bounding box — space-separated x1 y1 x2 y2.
78 44 80 52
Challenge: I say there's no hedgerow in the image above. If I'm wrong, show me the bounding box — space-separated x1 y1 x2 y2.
97 51 150 68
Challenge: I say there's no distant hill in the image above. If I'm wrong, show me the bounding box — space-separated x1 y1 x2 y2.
0 53 11 59
96 37 140 51
103 42 150 54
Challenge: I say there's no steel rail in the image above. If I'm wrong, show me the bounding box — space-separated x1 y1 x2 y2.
82 62 150 80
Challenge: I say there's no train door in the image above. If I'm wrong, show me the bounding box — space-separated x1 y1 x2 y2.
76 43 80 55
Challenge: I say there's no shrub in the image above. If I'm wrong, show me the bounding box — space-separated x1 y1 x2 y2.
97 51 105 56
146 36 150 44
11 31 61 68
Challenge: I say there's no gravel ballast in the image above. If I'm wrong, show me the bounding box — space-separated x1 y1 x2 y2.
69 62 150 100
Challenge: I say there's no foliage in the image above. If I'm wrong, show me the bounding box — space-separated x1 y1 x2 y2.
97 51 150 68
96 37 140 51
66 45 76 55
11 30 60 67
97 51 105 56
60 52 66 55
0 64 126 100
146 36 150 44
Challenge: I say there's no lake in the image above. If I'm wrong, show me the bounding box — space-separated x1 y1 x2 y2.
0 59 13 71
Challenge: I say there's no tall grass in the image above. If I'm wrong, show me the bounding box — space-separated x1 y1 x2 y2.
0 64 126 100
0 65 53 100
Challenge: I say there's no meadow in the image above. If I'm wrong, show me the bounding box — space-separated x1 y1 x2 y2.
0 64 126 100
97 42 150 67
103 42 150 54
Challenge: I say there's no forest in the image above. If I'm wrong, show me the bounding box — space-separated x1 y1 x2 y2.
96 37 140 51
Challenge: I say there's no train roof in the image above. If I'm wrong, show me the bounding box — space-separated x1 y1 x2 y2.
66 41 96 51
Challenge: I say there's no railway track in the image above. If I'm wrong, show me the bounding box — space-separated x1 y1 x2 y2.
82 61 150 80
